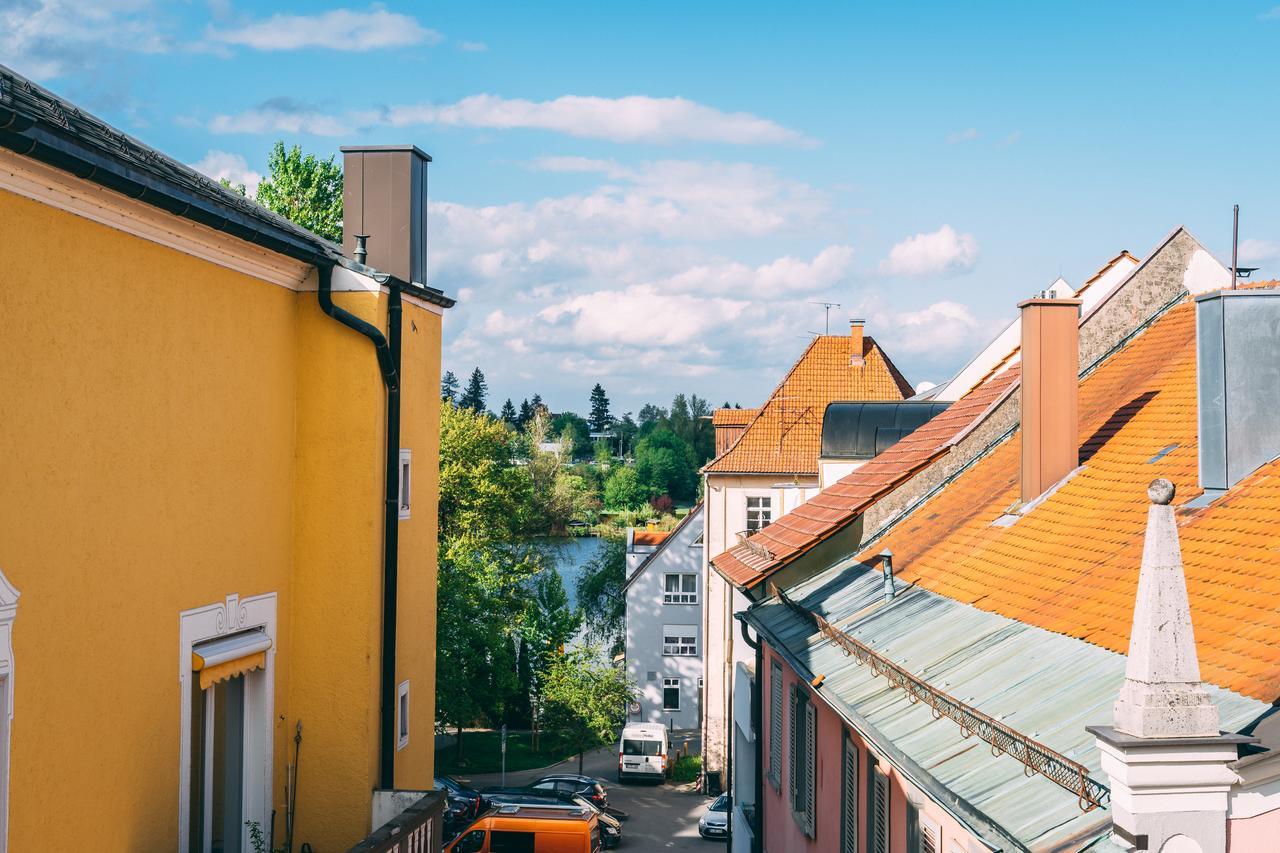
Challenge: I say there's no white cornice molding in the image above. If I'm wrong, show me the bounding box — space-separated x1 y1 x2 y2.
0 148 313 290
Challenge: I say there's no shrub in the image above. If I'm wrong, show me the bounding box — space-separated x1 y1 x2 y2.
670 754 702 783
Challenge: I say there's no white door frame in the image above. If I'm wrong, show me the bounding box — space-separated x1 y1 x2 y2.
178 593 276 852
0 569 18 853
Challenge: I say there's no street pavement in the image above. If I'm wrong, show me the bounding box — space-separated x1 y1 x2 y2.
457 730 720 850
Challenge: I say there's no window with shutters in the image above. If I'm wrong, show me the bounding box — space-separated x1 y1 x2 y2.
788 686 816 838
867 765 890 853
841 735 859 853
908 806 940 853
768 659 783 791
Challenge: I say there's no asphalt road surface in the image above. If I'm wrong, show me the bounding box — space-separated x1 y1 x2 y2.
458 731 720 850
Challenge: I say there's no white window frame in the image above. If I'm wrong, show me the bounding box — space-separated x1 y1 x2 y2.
398 680 411 750
398 449 412 519
662 572 698 605
662 678 681 711
178 592 276 853
662 625 698 656
746 495 773 533
0 569 18 853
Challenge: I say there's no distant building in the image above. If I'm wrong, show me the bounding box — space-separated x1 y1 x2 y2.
624 506 704 730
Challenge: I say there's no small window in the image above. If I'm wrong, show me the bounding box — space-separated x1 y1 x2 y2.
663 678 681 710
908 804 941 853
647 670 658 682
491 830 535 853
398 449 412 519
746 496 772 533
789 686 816 837
698 677 704 689
397 680 410 750
663 573 698 604
662 625 697 656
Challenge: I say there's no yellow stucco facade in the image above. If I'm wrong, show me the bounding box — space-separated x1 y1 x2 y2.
0 173 440 850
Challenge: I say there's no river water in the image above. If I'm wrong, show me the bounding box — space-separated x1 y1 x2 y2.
540 535 607 608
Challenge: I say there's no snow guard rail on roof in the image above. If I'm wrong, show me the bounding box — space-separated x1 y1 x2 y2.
772 586 1110 812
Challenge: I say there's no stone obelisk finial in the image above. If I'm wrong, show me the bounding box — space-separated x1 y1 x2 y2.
1112 479 1219 738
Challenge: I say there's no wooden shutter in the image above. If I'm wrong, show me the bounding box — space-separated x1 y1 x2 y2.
906 800 920 853
871 767 890 853
769 660 783 789
802 698 817 838
841 736 858 853
788 686 799 810
919 814 939 853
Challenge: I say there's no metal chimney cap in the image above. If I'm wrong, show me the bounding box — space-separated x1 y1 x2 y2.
339 143 433 162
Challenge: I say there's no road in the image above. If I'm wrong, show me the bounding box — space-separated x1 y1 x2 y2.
456 731 720 850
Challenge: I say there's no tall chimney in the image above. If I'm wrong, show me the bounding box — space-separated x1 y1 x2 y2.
341 145 431 284
849 318 865 367
1019 296 1082 504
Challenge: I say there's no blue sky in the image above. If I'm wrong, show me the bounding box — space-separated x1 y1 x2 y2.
5 1 1280 415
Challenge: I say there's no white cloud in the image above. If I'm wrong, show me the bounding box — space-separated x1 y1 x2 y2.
458 40 487 52
190 150 263 196
946 128 978 144
208 5 440 51
870 301 984 355
209 98 351 136
365 94 813 146
999 130 1022 147
0 0 171 78
879 225 979 277
1261 6 1280 20
1239 238 1279 265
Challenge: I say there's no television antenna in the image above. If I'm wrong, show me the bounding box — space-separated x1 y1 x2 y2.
808 301 842 335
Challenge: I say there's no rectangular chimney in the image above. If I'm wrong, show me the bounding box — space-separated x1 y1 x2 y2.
1019 296 1082 504
340 145 431 285
1196 288 1280 493
849 318 865 367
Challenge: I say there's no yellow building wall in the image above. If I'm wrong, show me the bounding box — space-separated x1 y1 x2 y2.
0 184 441 851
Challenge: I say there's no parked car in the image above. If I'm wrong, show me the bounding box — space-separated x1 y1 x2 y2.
445 803 602 853
698 794 728 840
436 774 486 818
482 789 622 848
528 774 608 810
617 722 668 783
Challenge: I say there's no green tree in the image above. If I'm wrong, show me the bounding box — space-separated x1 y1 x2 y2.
500 398 517 425
575 536 627 657
517 398 534 429
255 141 343 242
603 466 647 510
550 411 592 459
541 646 636 774
459 367 488 414
588 383 612 433
614 412 638 458
634 428 697 500
441 370 460 403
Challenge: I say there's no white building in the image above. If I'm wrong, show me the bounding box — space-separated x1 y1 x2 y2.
623 505 705 731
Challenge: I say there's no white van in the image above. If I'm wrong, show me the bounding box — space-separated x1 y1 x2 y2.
617 723 668 783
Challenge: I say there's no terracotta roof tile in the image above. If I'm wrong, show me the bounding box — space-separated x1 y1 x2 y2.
703 334 914 476
713 365 1018 587
854 294 1280 702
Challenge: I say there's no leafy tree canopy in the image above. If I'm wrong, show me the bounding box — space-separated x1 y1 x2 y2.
459 367 488 414
541 646 636 773
255 141 343 243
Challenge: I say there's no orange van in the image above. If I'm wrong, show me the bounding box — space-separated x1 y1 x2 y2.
445 803 603 853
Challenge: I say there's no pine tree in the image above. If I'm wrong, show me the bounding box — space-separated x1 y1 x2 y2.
517 399 534 429
588 383 612 433
500 398 517 424
459 367 488 413
441 370 460 403
531 394 545 415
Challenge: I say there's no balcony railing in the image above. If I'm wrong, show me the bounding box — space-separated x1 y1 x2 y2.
348 790 446 853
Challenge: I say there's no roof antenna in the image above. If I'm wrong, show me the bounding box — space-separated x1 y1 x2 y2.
808 301 842 335
1231 205 1238 290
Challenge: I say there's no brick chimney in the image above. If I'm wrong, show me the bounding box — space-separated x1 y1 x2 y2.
849 318 865 367
1019 296 1081 503
340 145 431 284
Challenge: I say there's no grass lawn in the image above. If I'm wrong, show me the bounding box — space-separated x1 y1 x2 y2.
436 731 580 776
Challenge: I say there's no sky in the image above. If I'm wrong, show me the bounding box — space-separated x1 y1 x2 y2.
4 1 1280 415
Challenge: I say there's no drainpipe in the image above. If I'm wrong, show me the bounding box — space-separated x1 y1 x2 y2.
317 261 402 789
737 613 764 853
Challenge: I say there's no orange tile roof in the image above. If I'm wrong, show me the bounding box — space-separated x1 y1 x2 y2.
703 334 914 476
712 408 757 427
859 292 1280 702
713 366 1018 588
632 530 672 547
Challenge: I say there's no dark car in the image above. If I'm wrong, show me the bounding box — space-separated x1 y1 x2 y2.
528 774 608 809
435 775 485 819
482 788 622 848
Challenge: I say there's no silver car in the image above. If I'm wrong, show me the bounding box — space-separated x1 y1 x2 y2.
698 793 728 840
